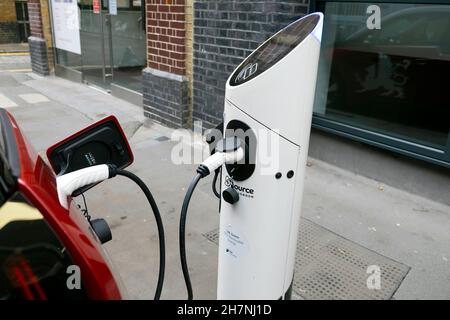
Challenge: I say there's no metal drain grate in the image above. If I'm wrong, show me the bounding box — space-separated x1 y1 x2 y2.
295 219 409 299
203 218 409 300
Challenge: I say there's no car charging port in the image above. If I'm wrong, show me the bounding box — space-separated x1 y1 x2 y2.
224 120 256 182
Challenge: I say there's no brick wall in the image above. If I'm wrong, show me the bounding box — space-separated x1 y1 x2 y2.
0 23 19 44
29 36 49 75
192 0 309 128
28 0 44 38
143 68 189 127
40 0 54 72
147 0 187 75
28 0 50 75
0 0 19 44
143 0 190 128
185 0 194 127
0 0 17 22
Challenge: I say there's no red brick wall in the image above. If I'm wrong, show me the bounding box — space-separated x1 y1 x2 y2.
28 0 44 38
147 0 186 76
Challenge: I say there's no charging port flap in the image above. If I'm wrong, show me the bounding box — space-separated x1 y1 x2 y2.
46 116 134 195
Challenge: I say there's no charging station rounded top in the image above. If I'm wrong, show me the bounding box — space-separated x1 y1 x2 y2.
229 14 321 87
225 13 323 146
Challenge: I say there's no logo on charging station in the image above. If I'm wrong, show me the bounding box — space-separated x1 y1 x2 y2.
235 62 258 84
225 176 254 199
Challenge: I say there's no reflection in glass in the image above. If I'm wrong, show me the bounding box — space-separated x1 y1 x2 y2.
57 0 146 93
0 201 87 299
314 3 450 148
110 7 146 92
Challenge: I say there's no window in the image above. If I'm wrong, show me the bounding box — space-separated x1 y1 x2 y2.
313 2 450 167
15 1 30 42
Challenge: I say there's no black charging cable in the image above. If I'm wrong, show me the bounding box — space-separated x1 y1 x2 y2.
77 193 91 222
108 165 165 300
180 168 223 299
179 164 211 299
212 168 221 199
179 172 203 300
179 137 243 300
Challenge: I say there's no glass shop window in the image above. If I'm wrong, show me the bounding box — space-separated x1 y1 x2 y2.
314 3 450 149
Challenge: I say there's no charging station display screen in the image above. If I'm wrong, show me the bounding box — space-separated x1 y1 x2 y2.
229 14 320 86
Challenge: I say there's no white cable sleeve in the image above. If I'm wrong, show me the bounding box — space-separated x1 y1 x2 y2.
202 148 244 174
56 164 110 209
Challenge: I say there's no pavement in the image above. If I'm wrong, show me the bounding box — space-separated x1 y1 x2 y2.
0 53 449 300
0 44 31 73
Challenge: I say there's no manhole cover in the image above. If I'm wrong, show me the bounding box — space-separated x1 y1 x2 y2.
203 218 410 300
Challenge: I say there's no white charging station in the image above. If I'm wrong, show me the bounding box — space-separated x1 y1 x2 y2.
217 13 324 299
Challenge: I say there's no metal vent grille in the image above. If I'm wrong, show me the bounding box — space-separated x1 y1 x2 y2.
295 219 409 299
203 218 409 300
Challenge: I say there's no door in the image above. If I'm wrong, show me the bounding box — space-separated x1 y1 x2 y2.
79 0 114 90
79 0 146 92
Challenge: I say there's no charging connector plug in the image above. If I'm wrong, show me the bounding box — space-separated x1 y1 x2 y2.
56 164 116 210
197 137 244 178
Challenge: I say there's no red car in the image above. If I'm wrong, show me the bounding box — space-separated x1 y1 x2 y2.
0 109 124 299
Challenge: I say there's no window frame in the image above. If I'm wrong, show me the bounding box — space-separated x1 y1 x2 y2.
310 0 450 168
